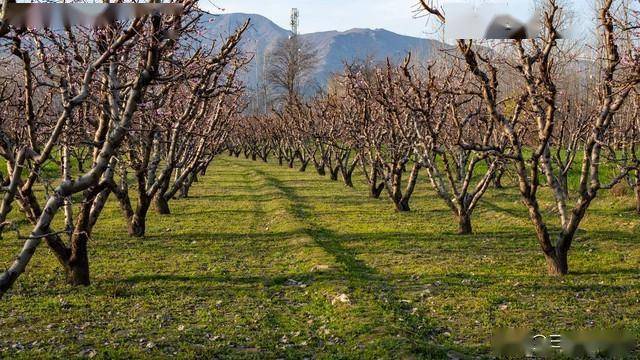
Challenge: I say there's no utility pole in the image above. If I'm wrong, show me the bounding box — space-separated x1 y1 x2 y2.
290 8 299 37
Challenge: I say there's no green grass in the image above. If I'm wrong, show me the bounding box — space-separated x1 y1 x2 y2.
1 156 639 358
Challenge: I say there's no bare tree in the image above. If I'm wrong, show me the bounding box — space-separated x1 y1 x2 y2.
266 35 319 106
420 0 640 274
0 2 250 294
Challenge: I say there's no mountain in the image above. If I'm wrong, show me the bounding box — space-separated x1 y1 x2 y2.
201 13 445 91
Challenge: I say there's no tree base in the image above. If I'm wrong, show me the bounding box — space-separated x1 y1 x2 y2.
67 264 90 286
545 252 569 276
155 198 171 215
458 215 472 235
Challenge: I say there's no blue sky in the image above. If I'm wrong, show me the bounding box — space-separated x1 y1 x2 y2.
203 0 594 39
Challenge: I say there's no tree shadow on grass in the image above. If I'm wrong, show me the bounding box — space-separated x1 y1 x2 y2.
480 199 529 220
250 167 465 357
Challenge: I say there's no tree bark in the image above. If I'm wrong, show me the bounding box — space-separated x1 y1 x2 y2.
396 198 411 212
458 213 472 235
370 183 384 198
544 246 569 276
493 169 504 189
129 212 147 238
635 171 640 215
154 195 171 215
68 213 91 286
342 171 354 187
299 160 309 172
329 167 339 181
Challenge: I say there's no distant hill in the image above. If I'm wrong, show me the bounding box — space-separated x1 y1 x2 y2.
202 13 446 91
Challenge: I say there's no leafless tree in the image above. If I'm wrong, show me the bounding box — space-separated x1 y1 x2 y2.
266 35 319 107
420 0 640 274
0 1 250 295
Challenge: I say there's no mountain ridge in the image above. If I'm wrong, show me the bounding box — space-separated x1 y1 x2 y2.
203 12 445 91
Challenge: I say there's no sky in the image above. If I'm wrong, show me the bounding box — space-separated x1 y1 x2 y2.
203 0 594 40
204 0 445 38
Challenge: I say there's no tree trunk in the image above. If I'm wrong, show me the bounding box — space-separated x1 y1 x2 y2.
635 172 640 215
342 171 354 187
128 214 146 237
155 195 171 215
67 231 90 286
278 156 283 166
370 183 384 198
396 198 410 212
544 247 569 276
299 160 309 172
329 167 339 181
16 188 73 271
179 172 197 198
66 192 98 286
493 169 504 189
179 184 189 198
458 213 472 235
315 164 326 176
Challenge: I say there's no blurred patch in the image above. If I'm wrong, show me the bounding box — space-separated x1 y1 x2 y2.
441 0 580 39
3 3 184 30
492 328 636 358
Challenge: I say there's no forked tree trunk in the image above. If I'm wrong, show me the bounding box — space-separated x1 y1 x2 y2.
329 167 339 181
366 161 385 198
396 198 410 212
370 183 384 198
388 163 420 212
340 156 358 188
260 149 270 162
299 160 309 172
342 171 354 187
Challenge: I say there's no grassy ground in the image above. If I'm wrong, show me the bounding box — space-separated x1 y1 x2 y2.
1 155 639 359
